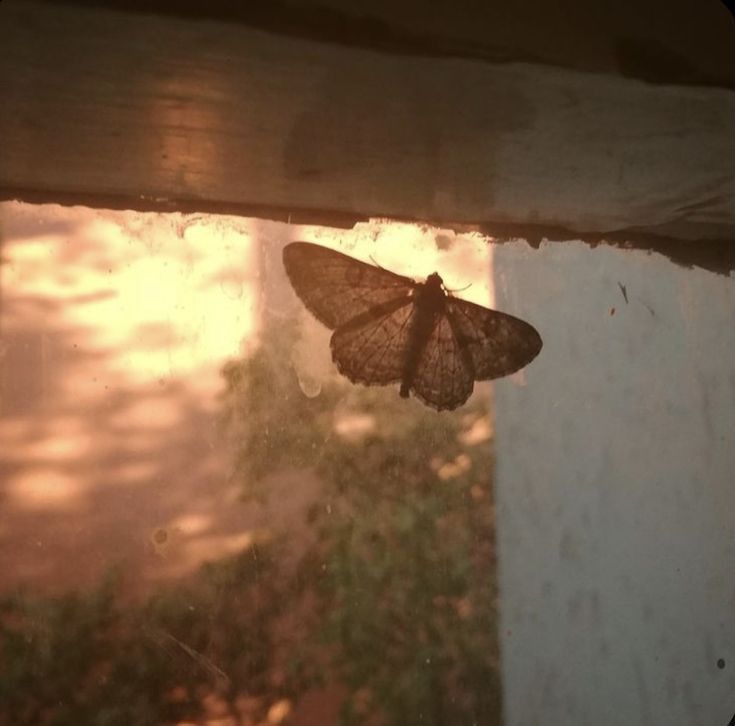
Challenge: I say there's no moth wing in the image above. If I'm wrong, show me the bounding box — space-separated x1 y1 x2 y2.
445 297 542 380
283 242 415 329
410 313 475 411
330 297 416 386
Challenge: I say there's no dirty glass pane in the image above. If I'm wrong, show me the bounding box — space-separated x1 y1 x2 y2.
0 202 502 725
2 201 734 726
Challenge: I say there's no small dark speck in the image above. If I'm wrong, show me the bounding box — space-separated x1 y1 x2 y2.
610 307 616 316
435 233 453 251
717 658 726 669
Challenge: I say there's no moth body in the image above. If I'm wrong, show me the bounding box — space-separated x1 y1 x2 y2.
400 273 446 398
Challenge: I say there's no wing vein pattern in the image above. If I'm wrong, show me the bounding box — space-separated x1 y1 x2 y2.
331 299 416 386
282 242 543 411
283 242 414 330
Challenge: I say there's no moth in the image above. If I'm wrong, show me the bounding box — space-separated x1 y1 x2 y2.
283 242 542 411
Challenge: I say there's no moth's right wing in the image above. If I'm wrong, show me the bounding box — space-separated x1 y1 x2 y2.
410 313 475 411
445 297 542 380
283 242 415 329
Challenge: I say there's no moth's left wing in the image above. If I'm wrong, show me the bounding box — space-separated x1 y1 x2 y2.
411 314 475 411
445 297 542 380
283 242 415 330
330 297 416 386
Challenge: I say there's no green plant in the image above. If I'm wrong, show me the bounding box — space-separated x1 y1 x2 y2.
222 328 501 725
1 325 501 726
0 544 311 726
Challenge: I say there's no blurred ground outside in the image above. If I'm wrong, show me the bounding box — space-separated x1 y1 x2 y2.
0 202 500 725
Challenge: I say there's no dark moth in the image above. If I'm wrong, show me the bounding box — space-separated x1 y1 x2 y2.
283 242 542 411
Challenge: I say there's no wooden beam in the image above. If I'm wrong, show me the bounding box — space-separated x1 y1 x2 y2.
1 1 734 252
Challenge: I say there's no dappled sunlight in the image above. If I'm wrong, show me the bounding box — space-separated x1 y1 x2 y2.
108 395 185 430
1 202 502 723
458 411 494 445
432 452 473 481
149 528 258 580
166 531 256 573
0 202 266 593
1 203 497 595
169 512 214 536
2 209 261 399
29 431 91 460
6 468 88 510
332 411 377 442
267 698 294 724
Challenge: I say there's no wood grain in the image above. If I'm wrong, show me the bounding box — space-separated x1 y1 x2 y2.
1 1 734 245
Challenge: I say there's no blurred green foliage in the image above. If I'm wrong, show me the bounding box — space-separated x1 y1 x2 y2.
1 327 500 725
0 545 310 726
222 329 501 725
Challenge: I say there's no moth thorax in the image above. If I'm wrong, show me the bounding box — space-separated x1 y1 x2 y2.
418 273 447 314
423 272 446 302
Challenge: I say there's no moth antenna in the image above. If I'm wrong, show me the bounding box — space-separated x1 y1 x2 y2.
369 253 388 271
446 282 472 293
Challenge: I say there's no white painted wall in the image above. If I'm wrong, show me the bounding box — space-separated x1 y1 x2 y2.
493 242 735 725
